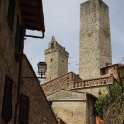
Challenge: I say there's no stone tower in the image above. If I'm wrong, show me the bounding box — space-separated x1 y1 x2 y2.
79 0 112 79
44 36 69 83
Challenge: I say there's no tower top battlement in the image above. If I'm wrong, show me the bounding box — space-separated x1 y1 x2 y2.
45 36 69 57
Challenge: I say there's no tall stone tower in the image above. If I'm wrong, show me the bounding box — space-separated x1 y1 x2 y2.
44 36 69 83
79 0 112 79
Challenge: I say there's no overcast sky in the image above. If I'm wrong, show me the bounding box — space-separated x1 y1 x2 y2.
24 0 124 76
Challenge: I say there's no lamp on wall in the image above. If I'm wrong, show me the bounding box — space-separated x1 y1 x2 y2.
21 61 47 79
37 62 47 79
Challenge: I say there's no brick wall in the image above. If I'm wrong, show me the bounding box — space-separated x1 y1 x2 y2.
42 72 81 96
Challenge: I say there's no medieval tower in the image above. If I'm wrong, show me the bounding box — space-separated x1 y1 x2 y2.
79 0 112 79
44 36 69 83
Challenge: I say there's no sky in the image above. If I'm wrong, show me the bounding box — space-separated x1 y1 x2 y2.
24 0 124 77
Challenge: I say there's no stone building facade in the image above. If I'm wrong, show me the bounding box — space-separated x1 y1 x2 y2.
44 36 69 83
0 0 58 124
79 0 112 80
47 90 97 124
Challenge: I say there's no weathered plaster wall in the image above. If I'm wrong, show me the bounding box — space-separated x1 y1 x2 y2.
52 101 87 124
47 90 87 124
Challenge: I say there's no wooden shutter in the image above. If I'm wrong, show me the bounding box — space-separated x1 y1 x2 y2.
18 93 29 124
7 0 15 32
15 23 25 50
15 16 21 50
1 76 13 122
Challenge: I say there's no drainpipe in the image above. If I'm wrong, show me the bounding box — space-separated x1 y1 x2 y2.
14 56 22 124
14 27 25 124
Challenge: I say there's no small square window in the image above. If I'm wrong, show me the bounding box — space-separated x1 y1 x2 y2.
50 58 53 62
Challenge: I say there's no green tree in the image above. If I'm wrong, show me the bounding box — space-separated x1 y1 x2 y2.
95 95 106 119
95 82 122 119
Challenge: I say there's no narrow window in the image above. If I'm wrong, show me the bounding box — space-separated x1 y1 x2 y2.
18 93 29 124
1 76 13 122
7 0 15 32
51 43 54 48
50 58 53 62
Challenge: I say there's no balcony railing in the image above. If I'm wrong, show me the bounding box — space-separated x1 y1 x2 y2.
72 76 114 89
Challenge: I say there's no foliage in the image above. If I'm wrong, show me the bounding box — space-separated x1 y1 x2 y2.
95 95 106 119
95 82 123 119
108 82 122 102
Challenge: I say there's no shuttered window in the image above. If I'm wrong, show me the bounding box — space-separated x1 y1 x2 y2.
18 94 29 124
1 76 13 122
0 0 3 23
15 18 25 50
7 0 15 32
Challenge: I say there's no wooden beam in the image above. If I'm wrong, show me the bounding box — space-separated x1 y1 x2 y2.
23 19 39 23
20 3 37 8
21 12 37 16
25 33 44 39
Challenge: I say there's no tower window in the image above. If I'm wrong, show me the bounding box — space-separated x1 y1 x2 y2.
100 68 108 75
50 58 53 62
62 60 64 63
51 43 54 49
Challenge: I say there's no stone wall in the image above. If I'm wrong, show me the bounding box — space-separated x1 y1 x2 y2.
79 0 112 80
21 56 58 124
47 90 87 124
47 90 97 124
52 101 87 124
0 0 22 123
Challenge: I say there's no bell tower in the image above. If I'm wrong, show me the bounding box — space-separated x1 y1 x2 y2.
44 36 69 83
79 0 112 79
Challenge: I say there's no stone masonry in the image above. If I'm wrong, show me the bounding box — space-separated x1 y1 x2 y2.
79 0 112 80
44 36 69 83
